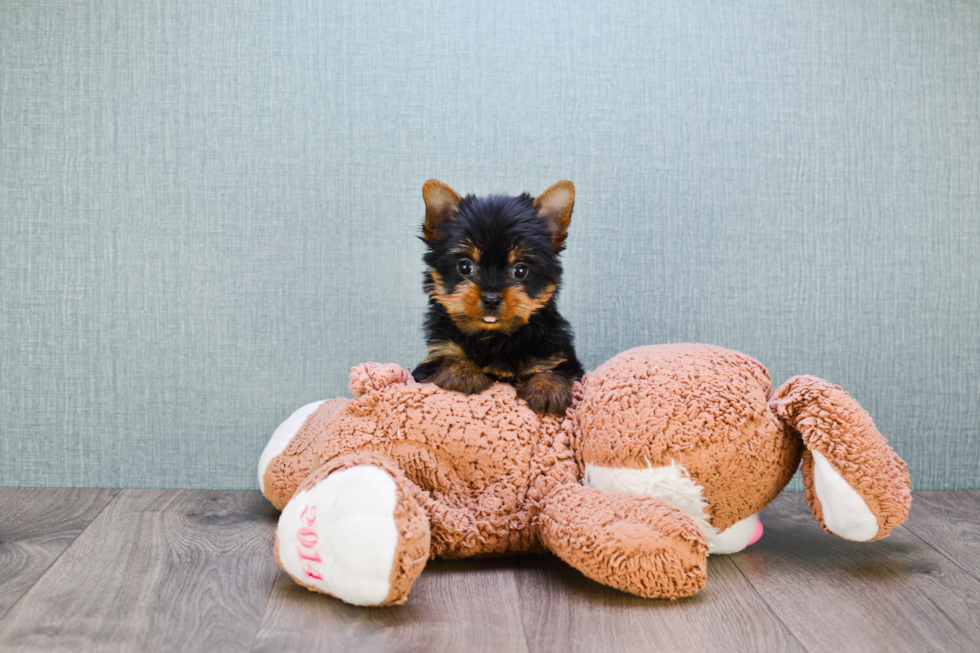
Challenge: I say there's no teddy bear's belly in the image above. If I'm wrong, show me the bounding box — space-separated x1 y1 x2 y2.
385 439 543 557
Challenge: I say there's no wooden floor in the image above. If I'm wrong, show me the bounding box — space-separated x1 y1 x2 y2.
1 491 978 653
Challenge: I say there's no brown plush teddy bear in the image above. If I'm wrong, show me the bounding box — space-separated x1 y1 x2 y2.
258 344 910 606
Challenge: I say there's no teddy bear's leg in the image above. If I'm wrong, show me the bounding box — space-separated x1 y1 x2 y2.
583 463 769 555
275 451 431 606
258 397 349 509
538 483 709 599
770 375 911 542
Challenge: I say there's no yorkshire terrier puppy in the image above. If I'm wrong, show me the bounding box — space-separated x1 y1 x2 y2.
412 179 584 416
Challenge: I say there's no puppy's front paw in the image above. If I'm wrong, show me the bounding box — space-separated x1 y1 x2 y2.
517 371 573 416
430 361 493 395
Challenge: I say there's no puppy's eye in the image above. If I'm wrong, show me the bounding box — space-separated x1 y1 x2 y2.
457 259 474 276
513 263 529 279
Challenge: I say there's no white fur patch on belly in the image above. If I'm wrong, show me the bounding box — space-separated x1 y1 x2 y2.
258 400 325 494
584 462 723 551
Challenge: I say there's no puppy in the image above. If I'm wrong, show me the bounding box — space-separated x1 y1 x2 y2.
412 180 584 416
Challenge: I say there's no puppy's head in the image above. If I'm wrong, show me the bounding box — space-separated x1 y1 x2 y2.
421 180 575 335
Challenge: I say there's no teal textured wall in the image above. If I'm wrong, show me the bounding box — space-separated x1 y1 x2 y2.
1 0 978 489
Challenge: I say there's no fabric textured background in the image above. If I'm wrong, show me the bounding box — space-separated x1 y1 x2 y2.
1 0 977 490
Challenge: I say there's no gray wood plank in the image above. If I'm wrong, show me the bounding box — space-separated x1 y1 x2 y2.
731 492 980 653
903 491 980 583
515 551 803 653
0 488 119 621
0 490 280 653
251 558 530 653
3 489 978 653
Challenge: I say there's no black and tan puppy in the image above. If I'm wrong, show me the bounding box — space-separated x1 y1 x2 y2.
412 180 584 416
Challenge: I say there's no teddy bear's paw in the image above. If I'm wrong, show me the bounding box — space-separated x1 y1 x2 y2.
276 465 402 606
710 513 764 555
809 450 879 541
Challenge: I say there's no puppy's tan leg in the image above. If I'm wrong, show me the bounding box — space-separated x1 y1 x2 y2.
415 342 493 394
428 359 493 394
517 370 573 416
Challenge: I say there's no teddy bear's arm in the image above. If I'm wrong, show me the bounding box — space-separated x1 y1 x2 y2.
538 483 709 599
771 375 911 542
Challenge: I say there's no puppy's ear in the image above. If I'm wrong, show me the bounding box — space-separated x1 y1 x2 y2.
422 180 462 243
533 181 575 250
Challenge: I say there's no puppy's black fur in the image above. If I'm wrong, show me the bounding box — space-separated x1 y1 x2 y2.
412 180 584 416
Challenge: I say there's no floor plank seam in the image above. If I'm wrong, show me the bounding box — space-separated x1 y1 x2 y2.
0 488 122 627
248 570 285 653
901 524 980 587
511 568 534 653
726 555 810 653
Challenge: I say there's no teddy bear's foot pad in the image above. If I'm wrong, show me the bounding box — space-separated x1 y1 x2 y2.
810 450 879 541
711 513 764 555
276 465 399 605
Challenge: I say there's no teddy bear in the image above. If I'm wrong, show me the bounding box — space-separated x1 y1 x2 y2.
258 344 910 606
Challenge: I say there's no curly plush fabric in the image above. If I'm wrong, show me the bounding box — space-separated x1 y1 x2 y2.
576 344 801 531
770 375 911 540
261 345 911 605
540 483 708 599
263 397 349 511
269 362 580 557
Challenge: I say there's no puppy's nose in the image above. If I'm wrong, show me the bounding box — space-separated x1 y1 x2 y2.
481 293 502 310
